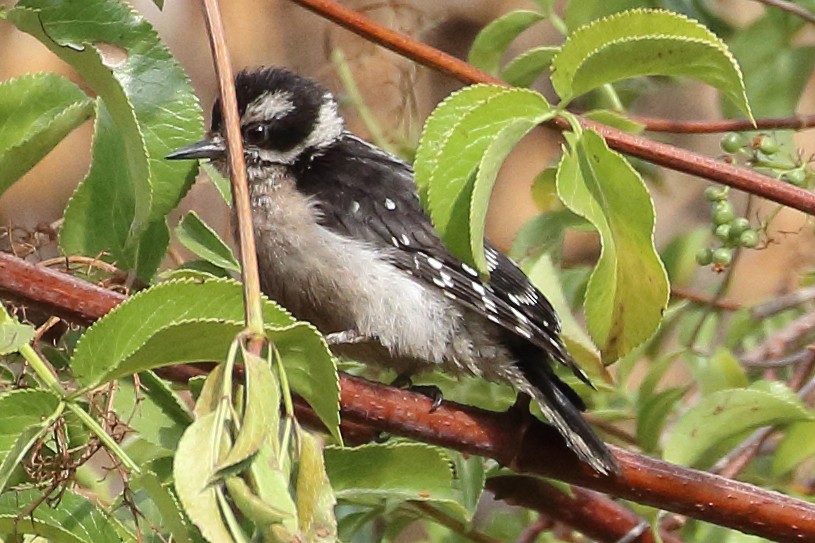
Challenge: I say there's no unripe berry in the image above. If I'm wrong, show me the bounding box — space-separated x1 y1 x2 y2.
721 132 744 153
696 247 713 265
730 217 750 235
783 169 807 187
704 186 728 202
739 230 759 248
712 201 735 225
756 135 779 154
714 224 732 241
712 247 733 266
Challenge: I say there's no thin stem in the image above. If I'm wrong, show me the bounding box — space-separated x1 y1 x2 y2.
751 285 815 319
198 0 265 337
274 344 297 457
211 338 240 466
332 48 397 155
411 502 501 543
752 0 815 25
670 287 740 311
19 343 64 397
600 84 624 112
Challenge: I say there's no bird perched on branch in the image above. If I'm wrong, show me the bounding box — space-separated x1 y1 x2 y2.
168 66 617 475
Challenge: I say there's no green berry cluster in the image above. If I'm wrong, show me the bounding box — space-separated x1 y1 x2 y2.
696 187 759 268
720 132 811 188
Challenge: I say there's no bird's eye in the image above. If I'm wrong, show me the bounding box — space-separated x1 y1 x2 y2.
243 124 269 146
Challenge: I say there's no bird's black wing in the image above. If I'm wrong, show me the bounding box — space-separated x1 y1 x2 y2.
294 134 588 382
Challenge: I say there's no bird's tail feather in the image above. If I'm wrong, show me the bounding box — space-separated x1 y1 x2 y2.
520 362 619 475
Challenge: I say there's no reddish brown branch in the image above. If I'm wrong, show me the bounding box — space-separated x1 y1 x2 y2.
488 476 683 543
2 252 815 542
670 287 741 311
288 0 815 217
628 112 815 133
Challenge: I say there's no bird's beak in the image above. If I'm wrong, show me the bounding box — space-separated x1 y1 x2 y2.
166 137 226 160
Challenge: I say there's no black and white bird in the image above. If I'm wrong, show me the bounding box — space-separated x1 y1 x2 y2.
168 66 617 475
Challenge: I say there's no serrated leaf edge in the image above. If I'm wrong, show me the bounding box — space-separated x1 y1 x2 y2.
424 87 547 241
571 35 751 117
416 84 512 195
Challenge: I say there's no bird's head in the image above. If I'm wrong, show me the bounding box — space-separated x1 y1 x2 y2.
167 66 343 169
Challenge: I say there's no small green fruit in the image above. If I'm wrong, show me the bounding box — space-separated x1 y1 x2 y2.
739 230 759 248
704 186 728 202
713 201 735 225
721 132 744 153
712 248 733 266
757 135 779 154
730 217 750 235
783 169 807 187
696 247 713 265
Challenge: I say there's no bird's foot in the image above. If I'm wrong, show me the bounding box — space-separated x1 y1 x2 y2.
391 374 444 412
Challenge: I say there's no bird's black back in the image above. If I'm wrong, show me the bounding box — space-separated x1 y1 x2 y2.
292 133 591 387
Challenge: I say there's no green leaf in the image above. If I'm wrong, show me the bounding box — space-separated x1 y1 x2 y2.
112 374 192 454
415 85 504 202
773 420 815 476
225 475 294 527
564 0 645 31
450 452 485 518
0 73 93 197
690 348 749 396
202 162 232 206
556 129 669 362
246 440 297 533
500 46 557 87
325 442 458 504
215 348 279 474
664 383 813 467
551 9 753 120
0 314 35 355
726 10 815 118
468 10 545 75
415 85 553 273
468 118 542 271
70 279 291 386
0 390 62 493
70 279 340 441
296 432 337 541
8 0 202 281
509 209 588 265
272 324 342 443
636 386 686 453
176 211 239 273
0 488 128 543
160 259 233 281
581 109 645 134
174 412 233 543
523 253 605 380
129 471 192 543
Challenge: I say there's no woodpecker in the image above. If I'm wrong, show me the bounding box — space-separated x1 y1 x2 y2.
168 66 617 475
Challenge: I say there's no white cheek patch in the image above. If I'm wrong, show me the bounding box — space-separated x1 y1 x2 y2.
305 95 344 149
243 90 295 124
